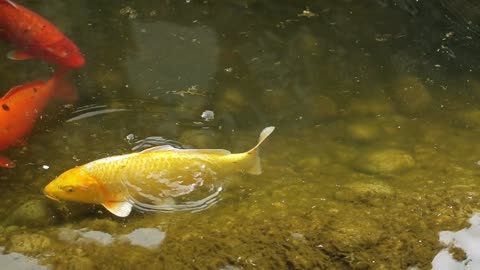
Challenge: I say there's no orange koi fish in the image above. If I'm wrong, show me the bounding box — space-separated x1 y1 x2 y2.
0 69 77 168
0 0 85 68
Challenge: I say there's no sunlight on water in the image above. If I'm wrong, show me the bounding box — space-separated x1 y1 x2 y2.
58 227 166 249
432 213 480 269
0 247 49 270
120 228 166 248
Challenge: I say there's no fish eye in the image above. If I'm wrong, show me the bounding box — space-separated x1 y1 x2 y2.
61 186 74 193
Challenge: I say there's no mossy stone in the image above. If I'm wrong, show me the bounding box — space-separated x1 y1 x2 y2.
335 180 396 205
393 76 432 114
6 233 51 253
346 98 395 116
354 149 415 174
5 199 56 227
346 121 381 142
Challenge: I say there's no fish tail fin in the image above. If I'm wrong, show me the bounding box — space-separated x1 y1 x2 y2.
52 68 78 102
245 126 275 175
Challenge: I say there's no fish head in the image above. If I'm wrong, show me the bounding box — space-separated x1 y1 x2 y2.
64 51 85 68
42 38 85 68
44 166 106 204
54 40 85 68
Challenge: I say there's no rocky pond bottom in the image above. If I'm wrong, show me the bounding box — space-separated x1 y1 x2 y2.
1 114 480 269
0 179 477 269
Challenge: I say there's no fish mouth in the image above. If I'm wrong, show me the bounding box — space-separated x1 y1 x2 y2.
44 192 59 202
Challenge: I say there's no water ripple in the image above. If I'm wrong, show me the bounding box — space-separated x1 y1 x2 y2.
66 106 131 123
128 186 223 214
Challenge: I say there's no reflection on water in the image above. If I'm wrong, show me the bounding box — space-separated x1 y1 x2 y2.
432 213 480 269
58 227 166 249
66 104 131 123
120 228 166 249
0 247 49 270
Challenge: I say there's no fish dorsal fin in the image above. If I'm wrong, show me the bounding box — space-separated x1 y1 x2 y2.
1 0 18 9
178 149 231 155
102 201 132 217
1 81 44 100
140 145 177 153
140 146 230 155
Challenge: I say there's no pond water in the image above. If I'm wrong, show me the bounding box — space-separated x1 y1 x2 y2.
2 0 480 269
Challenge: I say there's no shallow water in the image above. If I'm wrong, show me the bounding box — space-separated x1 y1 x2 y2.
2 0 480 269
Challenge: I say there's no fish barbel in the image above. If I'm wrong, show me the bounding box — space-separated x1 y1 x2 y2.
44 127 275 217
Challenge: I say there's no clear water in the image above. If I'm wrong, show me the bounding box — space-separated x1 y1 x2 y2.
2 0 480 269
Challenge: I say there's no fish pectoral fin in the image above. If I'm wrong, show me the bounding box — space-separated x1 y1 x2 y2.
140 145 231 155
0 156 15 168
7 50 33 61
102 201 132 217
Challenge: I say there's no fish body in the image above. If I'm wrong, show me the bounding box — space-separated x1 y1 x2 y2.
44 127 275 217
0 0 85 68
0 69 76 168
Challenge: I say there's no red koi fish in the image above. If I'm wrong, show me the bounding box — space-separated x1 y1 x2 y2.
0 0 85 68
0 69 77 168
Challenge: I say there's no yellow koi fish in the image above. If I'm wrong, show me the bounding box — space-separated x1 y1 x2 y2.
44 127 275 217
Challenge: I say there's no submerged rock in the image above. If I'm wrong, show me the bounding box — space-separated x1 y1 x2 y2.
54 255 95 270
6 233 51 253
52 201 93 221
324 214 383 253
393 76 432 114
329 142 359 163
5 199 56 227
345 120 381 142
345 98 395 116
335 180 396 205
456 109 480 128
354 149 415 174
